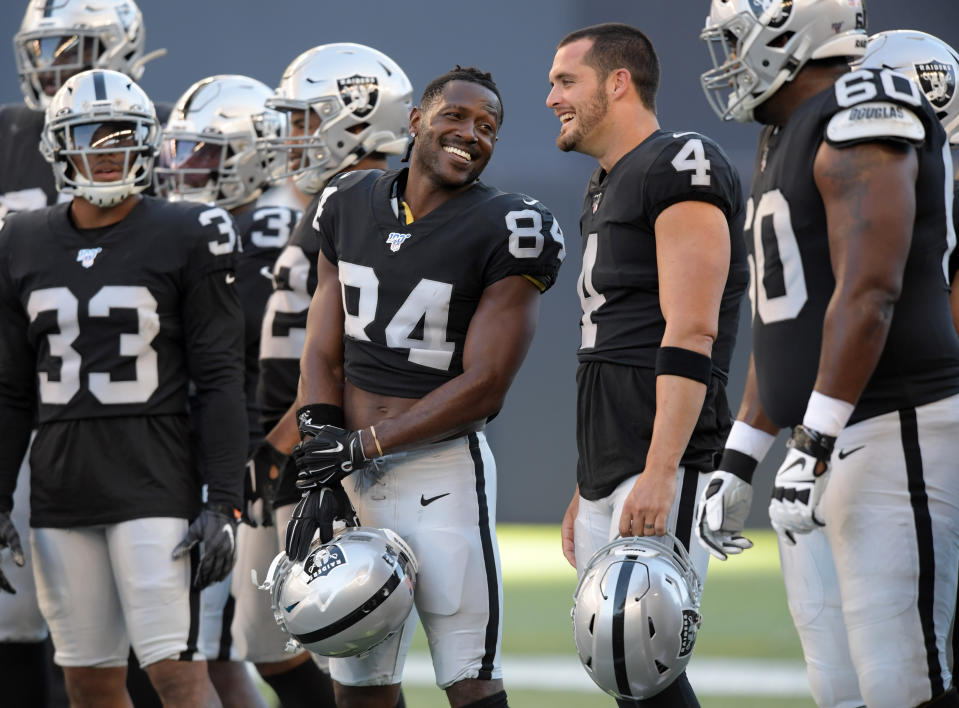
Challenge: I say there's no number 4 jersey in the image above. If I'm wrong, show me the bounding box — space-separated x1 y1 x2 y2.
577 130 748 373
312 168 565 398
748 67 959 428
0 196 248 527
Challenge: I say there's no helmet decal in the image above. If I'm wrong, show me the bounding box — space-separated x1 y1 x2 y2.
338 75 380 118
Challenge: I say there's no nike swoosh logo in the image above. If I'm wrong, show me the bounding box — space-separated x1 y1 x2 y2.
837 445 865 460
259 265 274 281
672 131 698 138
325 441 344 453
522 197 538 206
782 458 806 473
225 273 236 284
420 492 450 507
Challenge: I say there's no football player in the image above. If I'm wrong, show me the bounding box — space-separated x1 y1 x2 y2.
237 43 415 708
157 72 299 708
285 65 565 708
696 2 959 707
0 2 165 706
546 23 748 707
0 69 247 706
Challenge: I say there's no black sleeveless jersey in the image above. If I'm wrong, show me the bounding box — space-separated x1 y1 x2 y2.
0 196 247 526
233 204 300 445
748 68 959 428
577 129 748 376
312 168 565 398
256 198 319 427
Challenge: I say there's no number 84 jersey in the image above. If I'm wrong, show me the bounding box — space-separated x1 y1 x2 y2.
313 168 565 398
577 130 748 372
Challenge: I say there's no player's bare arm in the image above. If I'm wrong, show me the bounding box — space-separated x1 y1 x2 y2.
813 139 917 403
347 274 541 453
619 200 729 538
294 251 345 422
561 486 579 568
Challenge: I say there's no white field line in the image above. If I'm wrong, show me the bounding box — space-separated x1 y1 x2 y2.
401 654 811 697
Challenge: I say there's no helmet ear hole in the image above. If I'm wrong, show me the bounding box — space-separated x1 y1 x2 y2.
647 616 656 637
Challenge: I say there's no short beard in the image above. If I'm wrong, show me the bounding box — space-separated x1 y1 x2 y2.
557 87 608 153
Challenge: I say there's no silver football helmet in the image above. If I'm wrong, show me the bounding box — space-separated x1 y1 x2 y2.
261 527 418 657
264 43 413 194
572 534 703 701
40 69 159 208
13 0 163 111
155 75 284 210
855 31 959 145
701 0 868 122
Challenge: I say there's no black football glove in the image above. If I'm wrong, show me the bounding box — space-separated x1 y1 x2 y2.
0 511 24 594
291 424 368 490
171 503 239 590
242 442 287 528
284 484 359 562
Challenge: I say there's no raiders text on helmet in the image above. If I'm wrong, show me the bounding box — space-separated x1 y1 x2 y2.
262 527 418 657
13 0 164 110
572 534 703 701
155 74 284 209
40 69 159 208
264 43 413 194
701 0 868 122
855 30 959 145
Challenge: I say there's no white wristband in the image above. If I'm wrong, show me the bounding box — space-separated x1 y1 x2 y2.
802 391 854 437
724 420 776 462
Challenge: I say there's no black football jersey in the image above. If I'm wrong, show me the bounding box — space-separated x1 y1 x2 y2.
312 168 565 398
577 129 748 373
0 105 58 215
233 204 301 446
748 68 959 428
256 200 319 428
0 196 247 526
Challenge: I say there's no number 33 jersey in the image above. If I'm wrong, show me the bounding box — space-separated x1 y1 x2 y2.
0 196 247 526
748 67 959 428
312 168 565 398
577 130 748 377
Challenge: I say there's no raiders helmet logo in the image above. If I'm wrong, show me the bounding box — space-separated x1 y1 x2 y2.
304 544 347 581
679 609 702 657
747 0 793 28
338 75 380 118
915 62 956 109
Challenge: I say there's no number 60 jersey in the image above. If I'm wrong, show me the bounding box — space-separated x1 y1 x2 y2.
311 168 565 398
0 196 248 527
748 67 959 428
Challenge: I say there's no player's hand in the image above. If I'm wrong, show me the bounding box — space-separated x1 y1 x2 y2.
242 442 286 527
0 511 24 594
292 424 368 490
284 484 359 562
696 470 754 560
561 491 579 569
768 425 835 543
618 467 676 538
172 504 238 589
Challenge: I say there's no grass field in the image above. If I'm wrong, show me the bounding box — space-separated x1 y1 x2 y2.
259 525 813 707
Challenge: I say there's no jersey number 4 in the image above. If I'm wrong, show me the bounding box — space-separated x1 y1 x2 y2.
28 286 159 405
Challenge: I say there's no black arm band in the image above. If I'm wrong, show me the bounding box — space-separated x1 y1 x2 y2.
296 404 345 428
718 448 759 484
654 346 712 385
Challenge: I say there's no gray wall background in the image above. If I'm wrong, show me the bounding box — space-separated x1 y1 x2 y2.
1 1 956 523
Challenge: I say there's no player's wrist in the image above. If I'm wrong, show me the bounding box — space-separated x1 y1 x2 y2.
788 424 836 462
801 391 854 437
204 501 240 521
296 403 345 439
719 420 776 483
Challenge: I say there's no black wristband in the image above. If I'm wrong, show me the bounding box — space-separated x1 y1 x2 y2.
654 346 712 385
296 404 345 429
789 424 836 462
717 448 759 484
